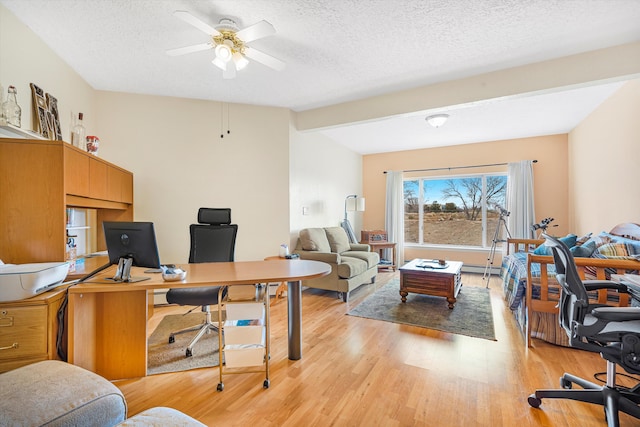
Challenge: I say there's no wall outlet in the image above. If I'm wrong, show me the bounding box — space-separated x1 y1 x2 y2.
302 206 309 215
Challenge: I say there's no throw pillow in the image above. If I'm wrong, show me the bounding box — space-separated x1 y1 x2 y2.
299 228 331 252
324 227 351 254
533 244 550 256
584 233 613 249
575 233 593 246
597 243 629 258
533 234 578 256
570 240 596 257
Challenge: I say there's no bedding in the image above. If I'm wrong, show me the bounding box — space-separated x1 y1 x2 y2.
500 223 640 347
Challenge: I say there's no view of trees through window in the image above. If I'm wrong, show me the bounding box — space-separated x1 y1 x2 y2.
404 174 507 247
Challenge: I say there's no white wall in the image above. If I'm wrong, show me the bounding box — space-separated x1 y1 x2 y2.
289 118 363 247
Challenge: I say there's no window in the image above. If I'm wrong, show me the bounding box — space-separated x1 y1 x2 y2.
404 174 507 248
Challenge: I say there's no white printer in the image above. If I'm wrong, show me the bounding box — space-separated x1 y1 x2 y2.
0 261 70 302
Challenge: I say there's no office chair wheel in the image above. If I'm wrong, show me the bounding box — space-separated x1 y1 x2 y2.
527 394 542 408
263 379 270 389
560 377 572 389
217 383 224 392
186 348 193 357
168 335 175 344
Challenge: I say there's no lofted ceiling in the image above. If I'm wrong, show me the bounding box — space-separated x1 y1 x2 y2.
2 0 640 154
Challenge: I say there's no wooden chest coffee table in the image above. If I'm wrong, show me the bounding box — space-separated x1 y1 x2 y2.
399 259 463 309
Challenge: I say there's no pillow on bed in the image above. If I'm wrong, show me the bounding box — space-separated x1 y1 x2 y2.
597 243 629 258
583 233 613 249
574 233 593 246
570 240 596 257
533 234 578 255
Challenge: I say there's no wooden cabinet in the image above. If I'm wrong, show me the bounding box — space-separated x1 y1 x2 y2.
0 287 68 373
0 138 134 264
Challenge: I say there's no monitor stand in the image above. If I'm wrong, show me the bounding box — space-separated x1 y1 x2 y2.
104 257 150 283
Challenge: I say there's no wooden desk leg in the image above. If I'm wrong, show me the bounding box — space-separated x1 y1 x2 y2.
287 280 302 360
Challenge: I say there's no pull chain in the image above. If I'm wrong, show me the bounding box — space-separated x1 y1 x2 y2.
220 103 231 138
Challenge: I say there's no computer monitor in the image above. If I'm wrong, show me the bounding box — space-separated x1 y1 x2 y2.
103 221 161 283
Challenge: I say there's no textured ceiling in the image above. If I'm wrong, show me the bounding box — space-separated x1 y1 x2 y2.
2 0 640 153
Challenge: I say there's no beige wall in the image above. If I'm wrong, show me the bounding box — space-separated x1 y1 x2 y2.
0 4 96 141
568 79 640 235
289 120 363 247
1 4 349 264
362 135 569 266
95 91 292 263
4 2 638 268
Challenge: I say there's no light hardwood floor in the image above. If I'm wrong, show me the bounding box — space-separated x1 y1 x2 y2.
115 273 638 426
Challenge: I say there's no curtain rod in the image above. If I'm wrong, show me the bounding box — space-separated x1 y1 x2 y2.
383 159 537 174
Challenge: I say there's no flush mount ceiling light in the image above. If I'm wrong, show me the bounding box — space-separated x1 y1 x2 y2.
425 114 449 128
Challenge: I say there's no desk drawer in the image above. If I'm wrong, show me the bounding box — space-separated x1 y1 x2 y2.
0 306 47 361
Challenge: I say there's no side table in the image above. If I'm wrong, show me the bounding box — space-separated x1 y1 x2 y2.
367 242 397 272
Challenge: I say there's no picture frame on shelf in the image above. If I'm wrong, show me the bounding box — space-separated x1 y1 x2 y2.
46 93 63 140
29 83 63 141
30 83 50 139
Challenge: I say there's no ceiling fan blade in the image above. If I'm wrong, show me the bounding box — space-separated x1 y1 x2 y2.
166 42 212 56
223 62 237 79
236 20 276 43
244 47 286 71
173 10 220 36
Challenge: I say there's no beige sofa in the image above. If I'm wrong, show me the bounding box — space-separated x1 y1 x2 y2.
293 227 379 302
0 360 206 426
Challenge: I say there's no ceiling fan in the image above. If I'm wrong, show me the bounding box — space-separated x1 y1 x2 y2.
166 10 285 79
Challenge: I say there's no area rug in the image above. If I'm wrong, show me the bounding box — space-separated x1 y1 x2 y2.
148 312 220 375
347 281 496 341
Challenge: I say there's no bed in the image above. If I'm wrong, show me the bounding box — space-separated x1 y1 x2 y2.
500 223 640 347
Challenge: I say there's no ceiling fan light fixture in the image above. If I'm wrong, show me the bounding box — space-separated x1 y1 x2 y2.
212 56 227 70
214 42 233 62
233 52 249 70
426 114 449 128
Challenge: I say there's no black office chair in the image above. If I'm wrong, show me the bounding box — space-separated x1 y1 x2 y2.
166 208 238 357
528 233 640 426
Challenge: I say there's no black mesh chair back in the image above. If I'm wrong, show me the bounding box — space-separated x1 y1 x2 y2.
544 234 590 343
165 208 237 357
188 208 237 264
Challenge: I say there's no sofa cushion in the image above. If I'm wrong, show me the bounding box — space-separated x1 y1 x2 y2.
0 360 126 427
336 256 368 279
325 227 351 254
118 407 206 426
299 228 331 252
341 250 380 269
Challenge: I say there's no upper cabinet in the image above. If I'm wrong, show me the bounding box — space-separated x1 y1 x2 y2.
62 143 132 203
0 138 134 264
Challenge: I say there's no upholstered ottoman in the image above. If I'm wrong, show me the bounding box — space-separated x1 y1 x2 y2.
0 360 127 426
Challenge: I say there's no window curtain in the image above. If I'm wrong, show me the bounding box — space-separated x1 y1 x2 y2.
506 160 536 242
385 171 404 267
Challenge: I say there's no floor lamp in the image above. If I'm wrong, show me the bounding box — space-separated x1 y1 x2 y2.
341 194 365 243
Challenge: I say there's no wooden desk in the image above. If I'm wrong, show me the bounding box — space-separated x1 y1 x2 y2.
368 242 397 271
66 260 330 380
